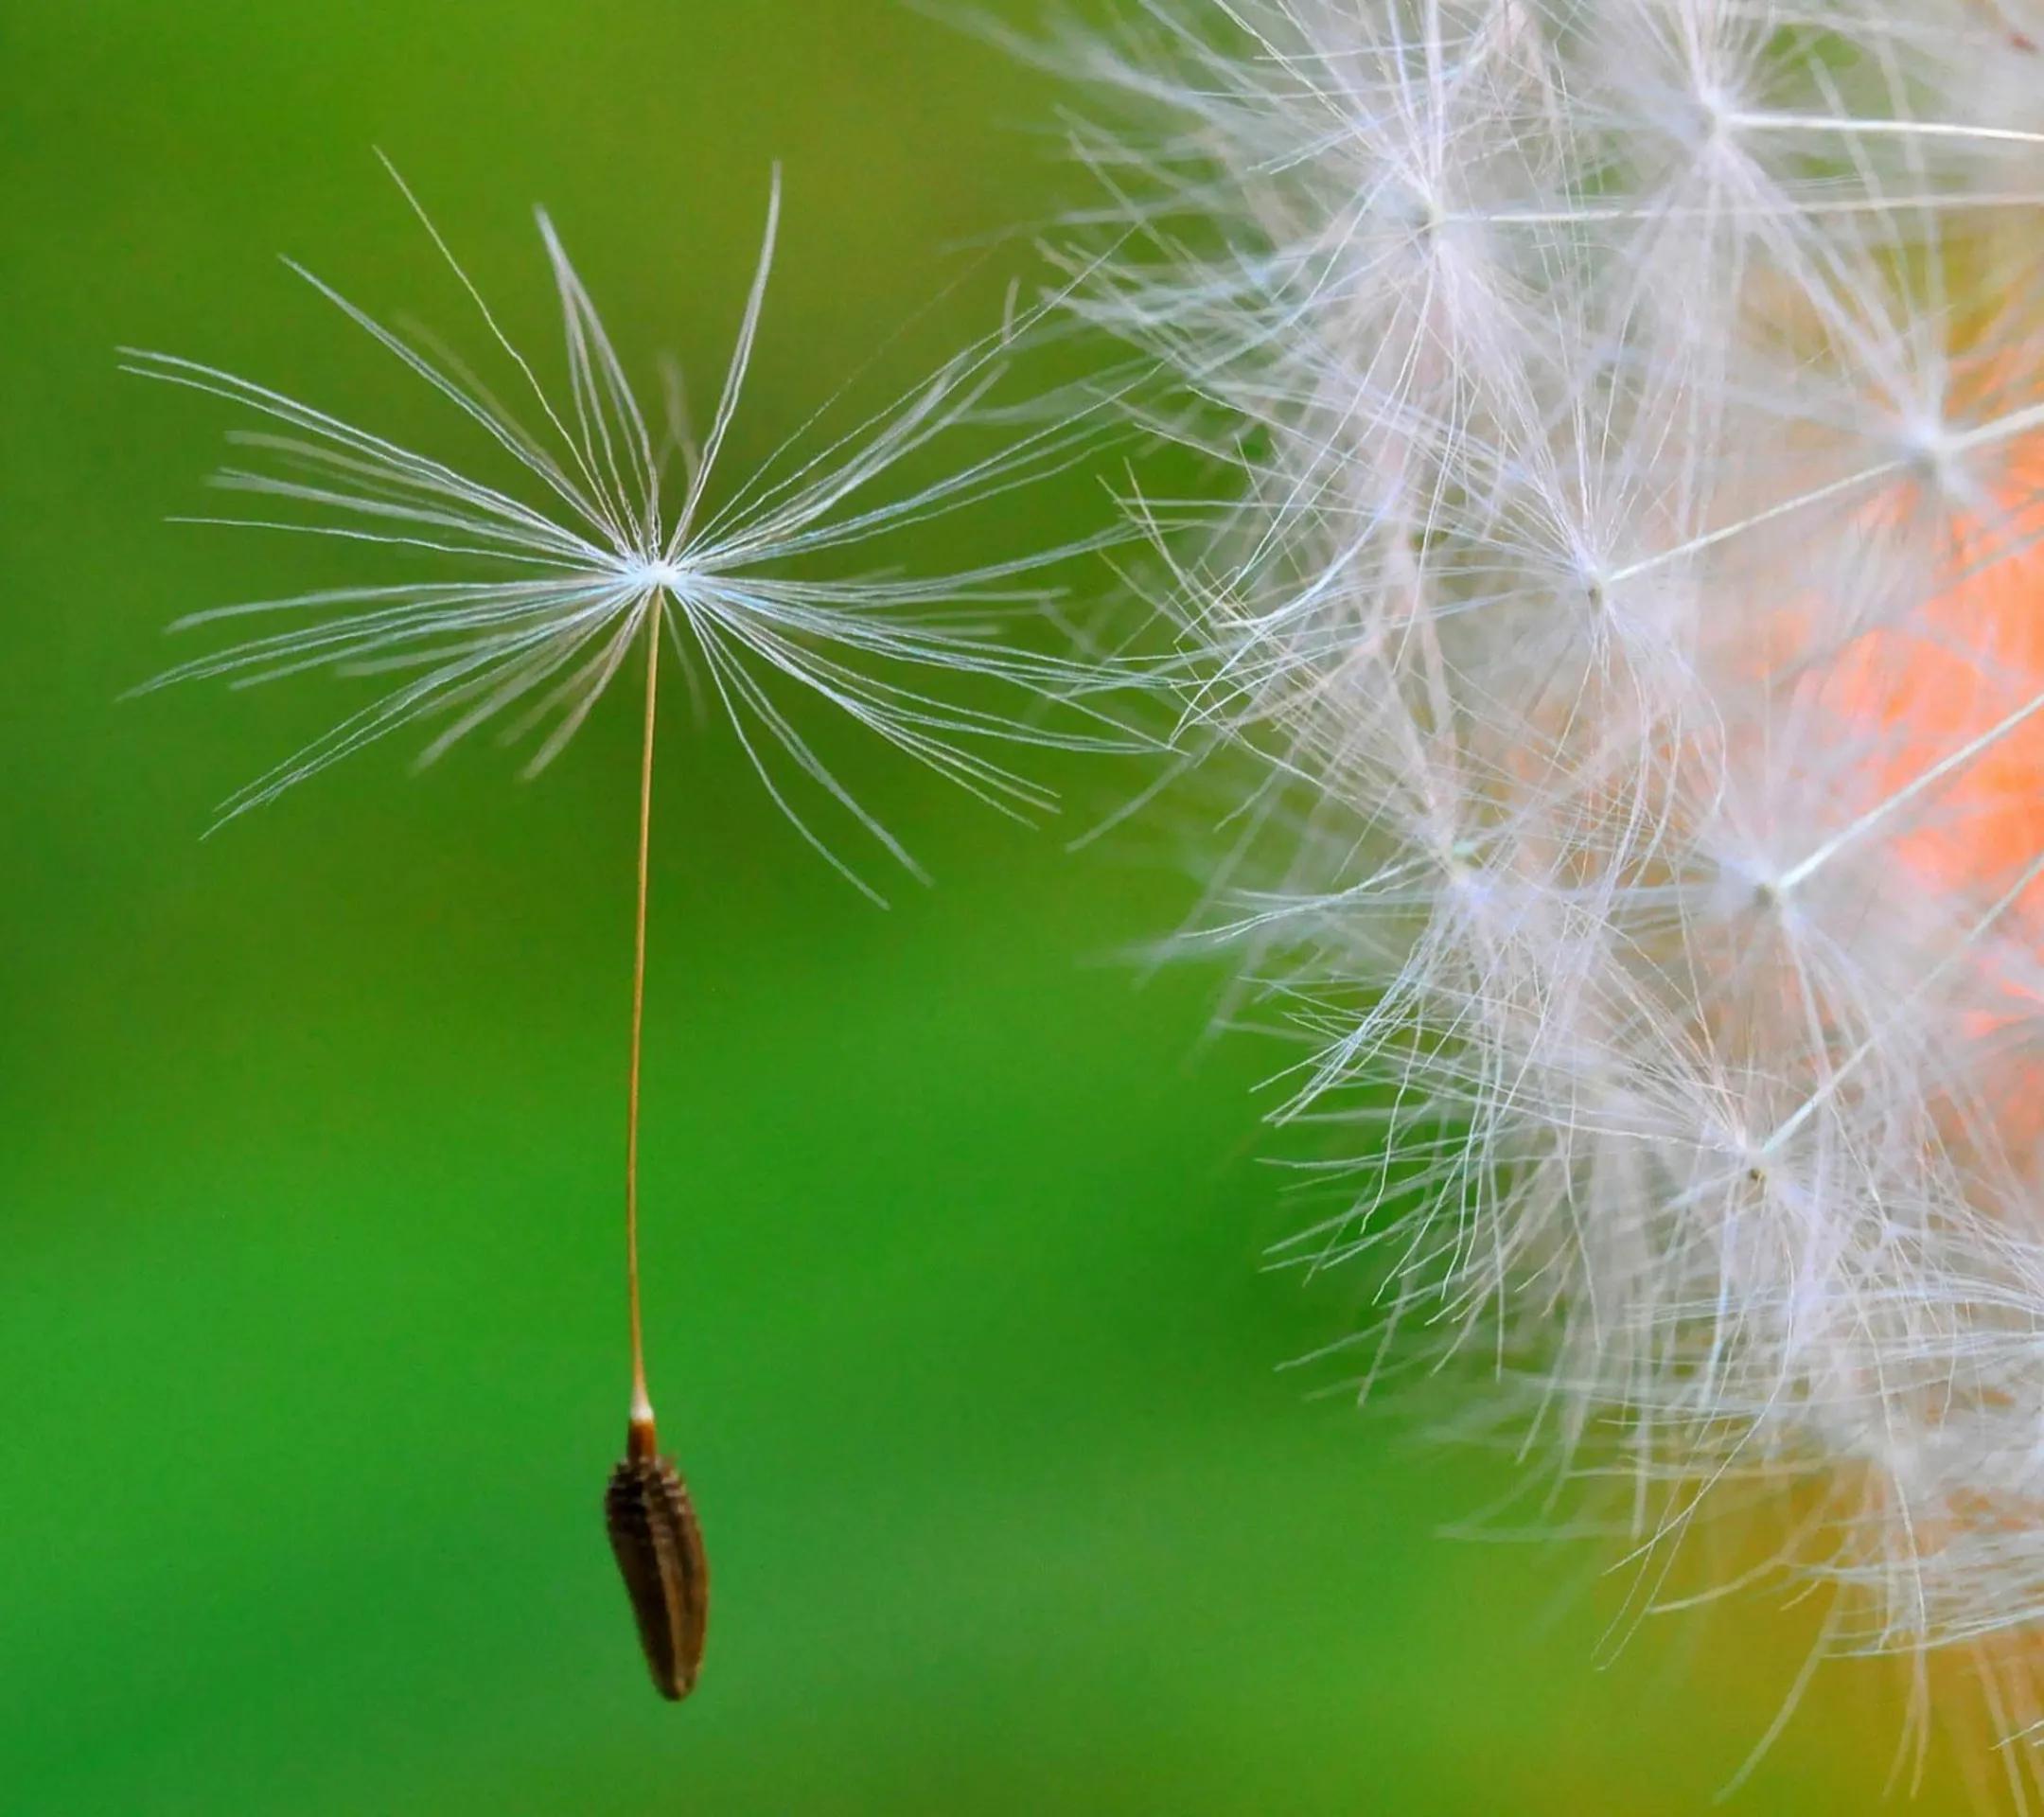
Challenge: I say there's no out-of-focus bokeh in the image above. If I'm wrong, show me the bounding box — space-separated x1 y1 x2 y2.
0 3 1990 1810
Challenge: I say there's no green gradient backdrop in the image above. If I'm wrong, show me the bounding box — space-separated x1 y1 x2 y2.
0 4 1978 1812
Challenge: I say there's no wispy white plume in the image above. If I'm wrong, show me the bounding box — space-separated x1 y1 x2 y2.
1066 0 2044 1787
130 160 1128 899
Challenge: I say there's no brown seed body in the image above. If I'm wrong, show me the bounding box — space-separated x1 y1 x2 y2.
605 1433 709 1700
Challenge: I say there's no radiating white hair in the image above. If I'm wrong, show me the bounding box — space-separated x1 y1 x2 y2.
1067 0 2044 1789
131 161 1130 899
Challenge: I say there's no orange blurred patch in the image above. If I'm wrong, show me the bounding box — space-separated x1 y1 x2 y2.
1822 440 2044 906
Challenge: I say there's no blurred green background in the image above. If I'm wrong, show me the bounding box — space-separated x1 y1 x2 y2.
0 3 1982 1811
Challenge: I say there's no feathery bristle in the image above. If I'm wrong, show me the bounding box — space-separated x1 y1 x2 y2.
130 162 1137 898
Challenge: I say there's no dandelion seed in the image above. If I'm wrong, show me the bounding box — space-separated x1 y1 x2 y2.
134 159 1129 1699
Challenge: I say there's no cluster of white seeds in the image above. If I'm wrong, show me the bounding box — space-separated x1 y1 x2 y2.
1071 0 2044 1758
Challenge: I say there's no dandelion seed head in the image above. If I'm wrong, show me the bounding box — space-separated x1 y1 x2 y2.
1067 0 2044 1776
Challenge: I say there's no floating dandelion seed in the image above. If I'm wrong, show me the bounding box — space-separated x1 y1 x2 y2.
132 158 1128 1700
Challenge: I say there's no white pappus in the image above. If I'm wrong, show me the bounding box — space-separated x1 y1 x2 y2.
128 159 1130 901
